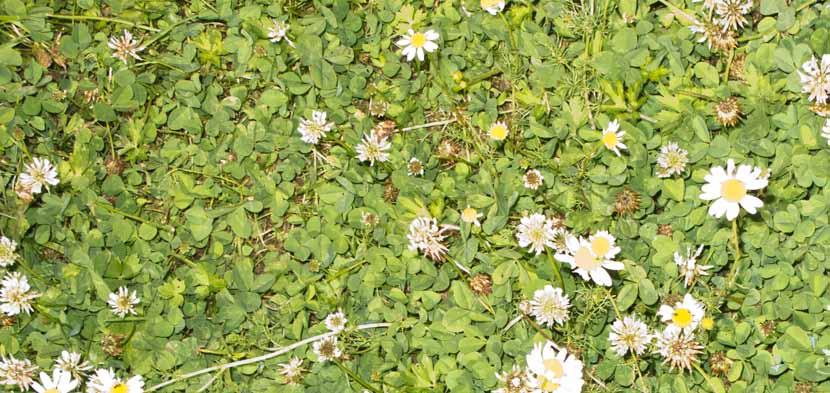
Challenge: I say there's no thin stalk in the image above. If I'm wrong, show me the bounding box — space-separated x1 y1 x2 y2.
335 361 382 393
726 218 741 289
146 323 392 392
546 248 566 290
47 14 160 32
401 118 458 132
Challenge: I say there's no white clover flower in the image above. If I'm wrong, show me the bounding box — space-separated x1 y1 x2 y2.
0 236 18 267
494 365 536 393
278 357 304 384
823 119 830 145
675 245 712 288
19 157 59 194
312 336 342 362
460 206 483 227
601 119 627 156
324 309 348 333
715 0 753 31
0 272 40 316
268 20 294 47
55 351 92 379
31 368 79 393
699 159 768 221
658 294 705 333
656 142 689 178
654 327 703 371
798 55 830 105
86 368 144 393
355 131 391 166
396 29 439 62
107 286 140 318
481 0 506 15
108 30 145 64
525 341 584 393
555 235 624 287
298 111 334 145
407 157 425 176
0 355 38 391
515 213 556 255
609 315 651 357
529 285 570 328
522 169 544 190
488 121 509 141
407 217 454 261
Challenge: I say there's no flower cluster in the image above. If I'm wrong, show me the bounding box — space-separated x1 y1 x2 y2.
0 352 143 393
407 216 457 261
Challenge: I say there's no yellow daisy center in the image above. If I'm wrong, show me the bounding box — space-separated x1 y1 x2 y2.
410 33 427 48
590 236 610 257
45 389 60 393
461 208 478 223
672 308 693 328
720 179 746 202
538 358 565 392
602 131 618 147
574 246 600 270
489 124 508 140
111 383 129 393
481 0 501 8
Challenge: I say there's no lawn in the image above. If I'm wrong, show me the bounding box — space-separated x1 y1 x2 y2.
1 0 830 392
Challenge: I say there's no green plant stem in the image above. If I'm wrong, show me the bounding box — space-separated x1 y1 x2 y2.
546 249 566 290
335 361 382 393
797 0 818 11
723 49 735 81
656 0 697 24
93 201 174 233
46 14 160 32
726 218 741 289
692 362 719 392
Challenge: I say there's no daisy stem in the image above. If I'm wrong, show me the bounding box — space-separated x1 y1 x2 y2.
46 14 161 32
334 361 382 393
546 249 566 290
727 218 741 288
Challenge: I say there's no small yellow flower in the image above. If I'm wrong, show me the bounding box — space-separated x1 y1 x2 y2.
488 121 509 141
461 206 483 227
701 317 714 330
451 71 464 82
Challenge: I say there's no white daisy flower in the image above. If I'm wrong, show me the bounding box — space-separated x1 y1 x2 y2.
460 206 483 227
608 315 651 357
0 272 40 316
108 30 145 64
355 131 391 166
525 341 584 393
823 119 830 145
55 351 92 379
312 336 342 362
324 309 347 333
656 142 689 178
798 55 830 105
587 230 621 260
515 214 556 255
278 357 304 384
0 236 18 267
529 285 571 327
268 20 294 47
654 327 703 371
31 368 79 393
298 111 334 145
0 355 38 391
523 169 544 190
107 286 140 318
555 235 624 287
658 294 705 333
481 0 506 15
488 121 509 141
396 29 439 62
494 365 536 393
86 368 144 393
675 245 712 288
601 119 627 156
407 157 425 176
699 159 769 220
714 0 753 31
19 157 60 194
